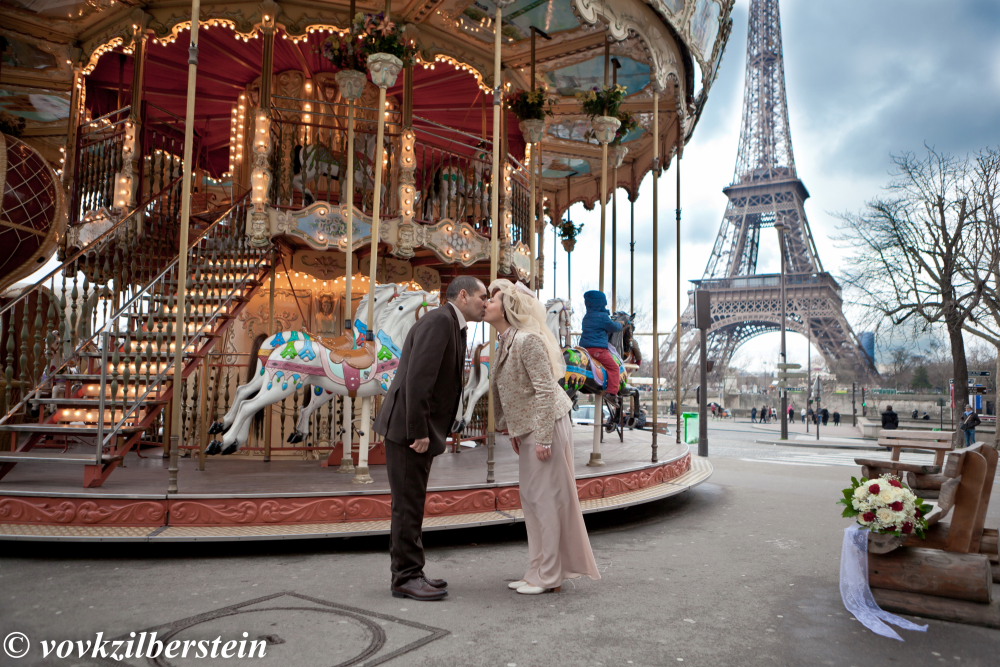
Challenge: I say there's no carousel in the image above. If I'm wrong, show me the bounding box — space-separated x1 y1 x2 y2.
0 0 730 540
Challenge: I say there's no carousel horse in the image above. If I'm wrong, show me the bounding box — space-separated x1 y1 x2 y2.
206 287 438 455
207 284 397 438
292 143 343 205
548 301 641 438
293 134 385 207
452 340 490 434
421 164 468 221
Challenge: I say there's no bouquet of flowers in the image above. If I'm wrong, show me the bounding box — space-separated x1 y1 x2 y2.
321 33 367 72
321 12 415 70
838 474 933 538
508 88 555 121
355 11 414 63
577 84 628 119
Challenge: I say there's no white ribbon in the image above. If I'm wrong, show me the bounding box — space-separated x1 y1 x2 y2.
839 524 929 641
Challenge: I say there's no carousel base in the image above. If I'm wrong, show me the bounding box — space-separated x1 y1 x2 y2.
0 425 710 542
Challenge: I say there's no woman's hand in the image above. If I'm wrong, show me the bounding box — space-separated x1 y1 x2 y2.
535 443 552 461
511 436 520 454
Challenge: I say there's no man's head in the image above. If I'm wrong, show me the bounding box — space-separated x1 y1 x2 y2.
446 276 488 322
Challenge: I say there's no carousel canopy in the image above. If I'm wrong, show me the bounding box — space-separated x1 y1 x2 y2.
1 0 733 217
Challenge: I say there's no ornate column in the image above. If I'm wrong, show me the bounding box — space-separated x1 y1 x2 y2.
249 5 278 247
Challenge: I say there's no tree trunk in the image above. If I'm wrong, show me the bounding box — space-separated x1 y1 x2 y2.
948 319 969 415
995 350 999 447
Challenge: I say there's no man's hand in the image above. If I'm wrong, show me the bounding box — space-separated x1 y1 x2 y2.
410 437 430 453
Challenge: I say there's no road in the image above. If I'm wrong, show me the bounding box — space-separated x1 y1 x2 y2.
0 420 997 666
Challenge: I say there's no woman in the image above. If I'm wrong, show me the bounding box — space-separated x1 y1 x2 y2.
485 279 601 595
960 404 980 447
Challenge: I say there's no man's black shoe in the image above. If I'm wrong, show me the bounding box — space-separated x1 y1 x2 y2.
391 577 448 601
424 577 448 589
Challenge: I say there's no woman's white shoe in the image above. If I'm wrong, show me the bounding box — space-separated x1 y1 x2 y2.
507 580 528 590
516 584 561 595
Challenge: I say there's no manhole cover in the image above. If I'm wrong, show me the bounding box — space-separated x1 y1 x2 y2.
92 591 448 667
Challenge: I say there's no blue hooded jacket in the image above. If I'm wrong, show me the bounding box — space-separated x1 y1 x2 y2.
579 290 622 349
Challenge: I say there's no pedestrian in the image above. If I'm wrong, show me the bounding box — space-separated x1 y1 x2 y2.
751 406 758 423
486 279 601 595
960 404 981 447
800 407 806 424
373 275 488 601
807 407 814 424
832 410 841 426
579 290 623 397
761 404 768 423
821 407 829 426
881 404 899 431
921 412 930 420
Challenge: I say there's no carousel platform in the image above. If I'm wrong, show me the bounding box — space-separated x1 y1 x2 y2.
0 425 710 542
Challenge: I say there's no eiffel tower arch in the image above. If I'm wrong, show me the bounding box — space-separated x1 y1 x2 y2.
671 0 877 381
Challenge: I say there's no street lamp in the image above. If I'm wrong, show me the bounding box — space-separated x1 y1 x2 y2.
774 220 788 440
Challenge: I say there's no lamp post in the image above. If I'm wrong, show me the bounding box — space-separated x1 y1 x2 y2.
775 220 788 441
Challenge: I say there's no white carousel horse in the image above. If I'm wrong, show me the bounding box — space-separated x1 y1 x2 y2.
452 297 572 435
545 297 573 347
206 287 438 455
208 284 397 438
452 340 489 434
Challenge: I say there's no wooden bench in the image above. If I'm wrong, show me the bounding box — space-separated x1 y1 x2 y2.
866 443 1000 628
854 429 958 498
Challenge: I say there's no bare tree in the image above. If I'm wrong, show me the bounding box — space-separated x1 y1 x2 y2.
838 147 986 412
956 147 1000 439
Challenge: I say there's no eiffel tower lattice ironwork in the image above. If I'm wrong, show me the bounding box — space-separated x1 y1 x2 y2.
677 0 876 379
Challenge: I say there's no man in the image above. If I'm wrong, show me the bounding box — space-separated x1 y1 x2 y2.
881 404 899 430
960 404 981 447
373 275 487 601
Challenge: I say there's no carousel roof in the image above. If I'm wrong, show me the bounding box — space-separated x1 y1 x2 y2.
1 0 734 217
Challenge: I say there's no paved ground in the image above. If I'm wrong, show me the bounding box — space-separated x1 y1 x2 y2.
1 420 997 666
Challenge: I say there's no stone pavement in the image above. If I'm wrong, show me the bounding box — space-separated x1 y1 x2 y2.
1 428 998 666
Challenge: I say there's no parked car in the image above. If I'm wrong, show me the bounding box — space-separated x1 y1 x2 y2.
571 404 612 426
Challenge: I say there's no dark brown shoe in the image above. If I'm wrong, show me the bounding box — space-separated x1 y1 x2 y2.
391 577 448 601
424 577 447 589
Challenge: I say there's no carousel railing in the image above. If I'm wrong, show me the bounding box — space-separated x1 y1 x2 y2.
86 192 265 458
265 97 531 242
71 106 129 223
0 176 184 432
269 95 403 215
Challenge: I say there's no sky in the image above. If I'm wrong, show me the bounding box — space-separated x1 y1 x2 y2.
547 0 1000 374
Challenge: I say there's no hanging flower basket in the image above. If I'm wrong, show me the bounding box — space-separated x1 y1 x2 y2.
367 52 403 89
578 84 628 119
335 69 367 102
519 118 547 144
591 115 621 145
561 238 576 252
555 218 582 252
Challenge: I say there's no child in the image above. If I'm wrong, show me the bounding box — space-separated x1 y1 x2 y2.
580 290 623 395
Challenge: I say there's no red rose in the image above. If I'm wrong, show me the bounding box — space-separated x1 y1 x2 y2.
868 484 880 495
890 501 904 511
862 512 876 522
915 509 923 518
885 526 896 532
888 478 903 488
902 522 913 534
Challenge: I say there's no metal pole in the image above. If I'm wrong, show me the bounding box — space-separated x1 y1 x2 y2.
698 324 707 456
675 116 682 444
629 190 635 316
168 0 202 495
852 381 857 427
806 317 811 433
777 221 787 441
486 1 506 484
598 39 609 294
650 91 659 462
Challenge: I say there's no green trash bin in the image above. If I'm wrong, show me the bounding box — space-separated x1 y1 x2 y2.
682 412 699 444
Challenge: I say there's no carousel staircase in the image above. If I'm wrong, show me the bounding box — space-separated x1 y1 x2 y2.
0 192 271 487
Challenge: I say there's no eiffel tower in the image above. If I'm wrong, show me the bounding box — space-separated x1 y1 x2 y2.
678 0 876 379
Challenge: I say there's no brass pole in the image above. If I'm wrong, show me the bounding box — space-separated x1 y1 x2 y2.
168 0 202 494
486 1 506 484
651 90 659 462
675 107 683 444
